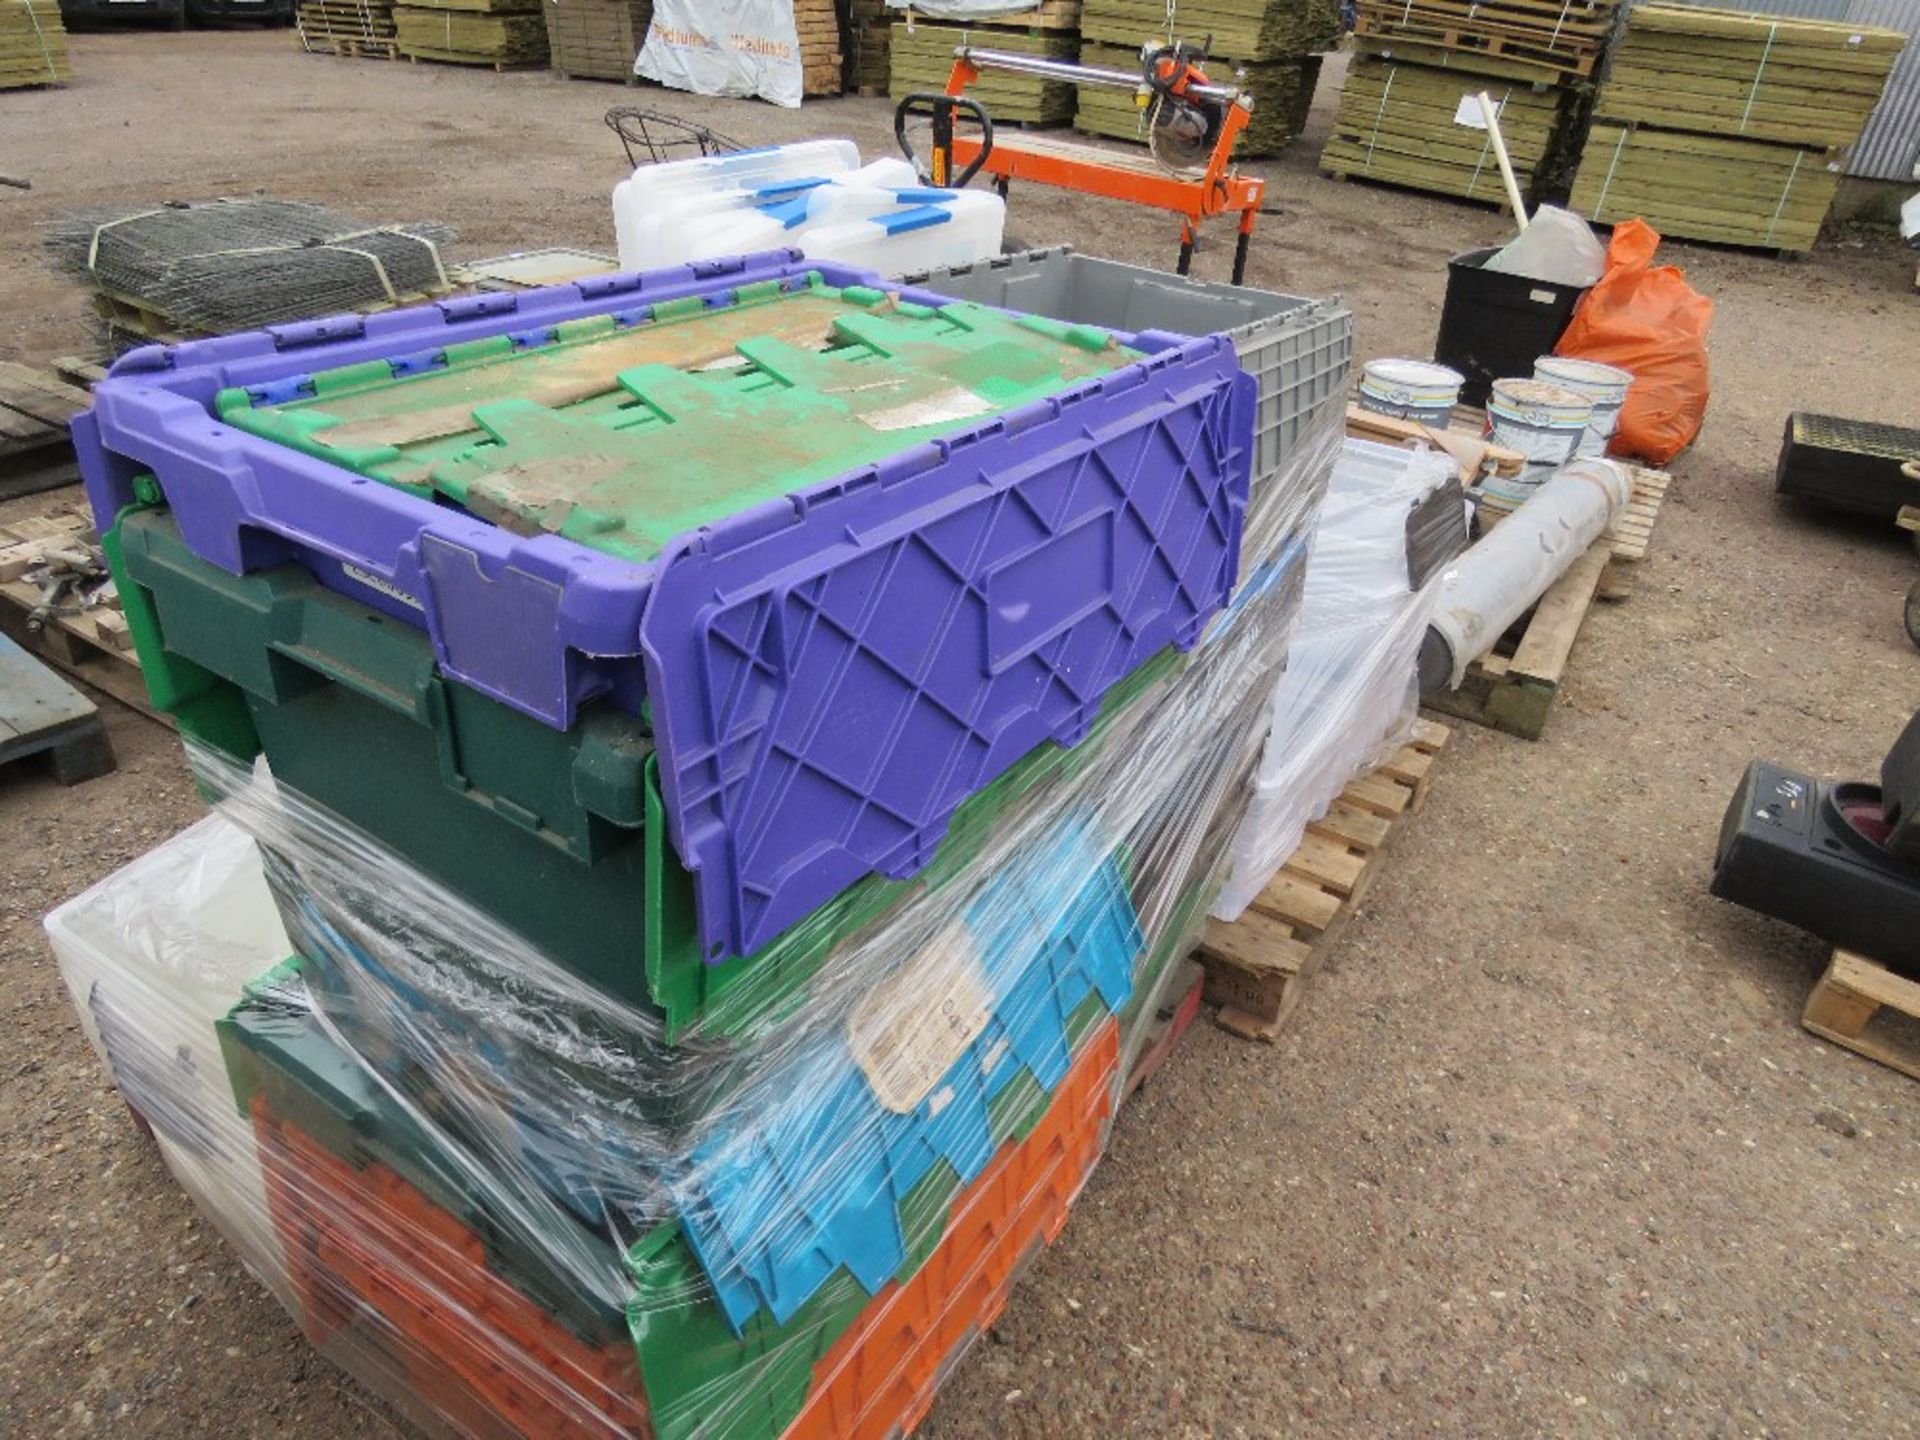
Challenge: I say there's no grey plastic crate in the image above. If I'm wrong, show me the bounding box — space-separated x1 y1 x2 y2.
903 246 1354 488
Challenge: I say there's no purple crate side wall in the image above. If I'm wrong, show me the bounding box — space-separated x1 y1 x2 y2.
643 337 1255 961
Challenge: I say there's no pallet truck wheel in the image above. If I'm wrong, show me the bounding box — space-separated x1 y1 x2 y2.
1905 580 1920 650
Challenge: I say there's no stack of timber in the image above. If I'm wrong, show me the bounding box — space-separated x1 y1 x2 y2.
1322 57 1570 204
1083 0 1336 63
542 0 648 80
795 0 842 95
1572 122 1843 251
395 0 549 67
0 0 68 90
1571 5 1905 253
1352 0 1621 84
1595 4 1904 149
1323 0 1623 204
849 0 891 92
1076 0 1338 155
890 9 1081 124
297 0 398 56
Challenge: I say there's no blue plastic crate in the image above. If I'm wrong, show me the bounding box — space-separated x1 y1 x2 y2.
78 251 1254 964
676 813 1139 1333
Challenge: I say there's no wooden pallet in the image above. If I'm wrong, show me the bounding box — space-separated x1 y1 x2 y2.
1422 539 1613 741
1803 950 1920 1082
1477 462 1672 564
0 362 91 504
1422 463 1669 739
0 510 162 727
1354 13 1603 77
1195 720 1450 1041
0 632 115 785
306 35 401 56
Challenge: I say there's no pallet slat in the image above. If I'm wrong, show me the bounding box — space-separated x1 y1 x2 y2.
1196 723 1450 1041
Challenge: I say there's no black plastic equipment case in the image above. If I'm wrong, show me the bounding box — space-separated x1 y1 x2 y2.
1710 759 1920 978
1877 711 1920 864
1773 413 1920 520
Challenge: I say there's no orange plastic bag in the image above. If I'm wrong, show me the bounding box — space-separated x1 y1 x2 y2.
1554 219 1714 465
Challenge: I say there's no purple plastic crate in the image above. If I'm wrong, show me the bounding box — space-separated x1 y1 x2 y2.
75 249 1254 964
76 252 815 730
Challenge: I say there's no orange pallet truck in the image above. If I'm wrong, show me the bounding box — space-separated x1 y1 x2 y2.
894 40 1267 283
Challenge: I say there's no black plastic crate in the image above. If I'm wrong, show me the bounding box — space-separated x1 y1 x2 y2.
1774 413 1920 520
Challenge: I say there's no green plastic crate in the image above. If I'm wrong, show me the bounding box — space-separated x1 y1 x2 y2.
112 507 1175 1042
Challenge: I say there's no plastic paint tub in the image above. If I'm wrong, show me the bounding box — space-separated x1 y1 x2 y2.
1485 378 1594 493
1356 358 1464 427
1534 356 1633 458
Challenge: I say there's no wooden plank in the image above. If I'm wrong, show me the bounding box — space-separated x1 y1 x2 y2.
0 633 115 783
1506 543 1612 687
0 361 90 428
1309 797 1393 850
1377 744 1434 788
1249 871 1345 933
1286 830 1368 897
1422 540 1616 741
1343 769 1415 819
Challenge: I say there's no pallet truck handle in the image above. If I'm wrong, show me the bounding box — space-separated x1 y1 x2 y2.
893 94 993 188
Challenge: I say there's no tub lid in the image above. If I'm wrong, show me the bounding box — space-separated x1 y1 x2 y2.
1534 355 1634 389
1362 358 1464 391
1489 378 1593 413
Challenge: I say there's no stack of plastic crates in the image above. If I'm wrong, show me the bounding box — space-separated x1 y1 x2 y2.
55 246 1349 1440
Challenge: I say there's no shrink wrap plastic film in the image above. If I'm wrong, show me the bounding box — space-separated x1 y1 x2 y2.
46 385 1342 1440
1212 439 1458 923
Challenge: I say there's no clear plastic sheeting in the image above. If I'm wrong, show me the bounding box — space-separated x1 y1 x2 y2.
1213 439 1460 923
46 387 1343 1440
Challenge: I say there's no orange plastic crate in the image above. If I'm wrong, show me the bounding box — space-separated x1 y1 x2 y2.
787 1019 1118 1440
248 1020 1120 1440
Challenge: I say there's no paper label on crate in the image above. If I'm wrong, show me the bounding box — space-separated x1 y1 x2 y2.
849 921 994 1114
341 562 423 612
860 386 996 433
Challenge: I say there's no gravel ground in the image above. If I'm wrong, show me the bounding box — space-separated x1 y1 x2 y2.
2 30 1918 1440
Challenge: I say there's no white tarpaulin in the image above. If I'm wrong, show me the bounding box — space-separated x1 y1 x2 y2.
637 0 803 109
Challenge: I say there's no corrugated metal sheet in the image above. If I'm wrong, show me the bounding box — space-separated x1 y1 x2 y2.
1656 0 1920 181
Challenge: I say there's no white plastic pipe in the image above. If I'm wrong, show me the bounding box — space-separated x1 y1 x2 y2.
1419 457 1631 690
